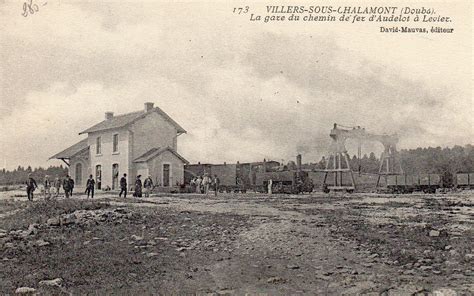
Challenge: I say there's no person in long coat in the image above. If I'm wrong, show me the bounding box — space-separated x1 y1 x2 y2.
54 176 61 196
134 175 143 197
43 175 52 200
63 175 73 198
85 175 95 198
195 176 202 193
143 176 154 197
25 174 38 201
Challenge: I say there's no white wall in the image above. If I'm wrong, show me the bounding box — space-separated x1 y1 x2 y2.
88 129 130 189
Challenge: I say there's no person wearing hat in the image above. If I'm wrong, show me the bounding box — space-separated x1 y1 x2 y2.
43 175 52 200
202 173 211 195
54 176 62 197
85 174 95 198
195 175 203 193
144 175 154 197
134 175 143 197
63 175 73 198
212 174 220 197
25 173 38 201
119 173 128 198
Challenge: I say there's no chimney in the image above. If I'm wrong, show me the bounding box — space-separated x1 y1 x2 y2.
144 102 154 112
296 154 302 171
105 112 114 120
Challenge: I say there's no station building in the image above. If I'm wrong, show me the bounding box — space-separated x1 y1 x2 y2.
50 102 188 190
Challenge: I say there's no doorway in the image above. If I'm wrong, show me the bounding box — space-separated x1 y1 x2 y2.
112 164 119 190
163 164 170 187
96 165 102 190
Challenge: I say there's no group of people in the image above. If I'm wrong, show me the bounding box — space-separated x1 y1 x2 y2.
190 174 220 196
25 174 76 201
25 173 157 201
118 173 154 198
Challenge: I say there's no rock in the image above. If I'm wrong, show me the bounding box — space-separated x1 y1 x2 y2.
131 235 143 241
432 288 458 296
419 265 432 271
429 230 440 237
287 265 300 270
267 277 286 284
35 239 50 247
15 287 36 294
61 214 76 225
445 245 452 250
465 254 474 261
47 218 60 227
114 208 127 214
4 242 14 249
146 252 158 257
449 250 458 256
39 278 63 287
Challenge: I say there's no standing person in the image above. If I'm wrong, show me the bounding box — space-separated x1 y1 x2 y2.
119 173 127 198
268 179 273 195
85 175 95 198
43 175 52 200
70 178 75 196
63 175 73 198
203 174 211 195
190 177 196 193
213 174 220 197
25 174 38 201
134 175 143 197
195 175 202 193
54 176 61 197
144 176 154 197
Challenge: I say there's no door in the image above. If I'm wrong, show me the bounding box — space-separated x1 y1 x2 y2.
112 164 119 190
163 164 170 187
96 165 102 189
75 163 82 186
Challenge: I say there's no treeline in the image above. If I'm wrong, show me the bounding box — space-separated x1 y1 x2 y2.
306 144 474 175
0 165 69 186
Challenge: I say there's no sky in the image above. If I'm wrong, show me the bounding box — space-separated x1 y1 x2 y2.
0 0 472 170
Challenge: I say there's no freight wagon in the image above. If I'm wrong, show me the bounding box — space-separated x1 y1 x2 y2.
456 173 474 189
184 160 281 193
386 174 441 193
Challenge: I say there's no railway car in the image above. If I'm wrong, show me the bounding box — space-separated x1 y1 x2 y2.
386 174 440 193
184 160 281 193
456 172 474 189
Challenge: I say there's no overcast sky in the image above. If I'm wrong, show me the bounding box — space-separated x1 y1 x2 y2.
0 0 472 170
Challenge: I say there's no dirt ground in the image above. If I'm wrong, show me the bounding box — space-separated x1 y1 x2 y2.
0 189 473 295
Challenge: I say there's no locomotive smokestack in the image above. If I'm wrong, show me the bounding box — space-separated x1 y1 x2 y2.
296 154 302 171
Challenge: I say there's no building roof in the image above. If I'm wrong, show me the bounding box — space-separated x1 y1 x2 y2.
50 138 89 159
79 107 187 135
134 147 189 164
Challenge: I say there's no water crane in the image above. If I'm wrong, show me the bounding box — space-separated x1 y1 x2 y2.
323 123 403 192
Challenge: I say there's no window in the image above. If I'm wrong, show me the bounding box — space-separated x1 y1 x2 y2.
96 137 101 154
113 134 119 153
